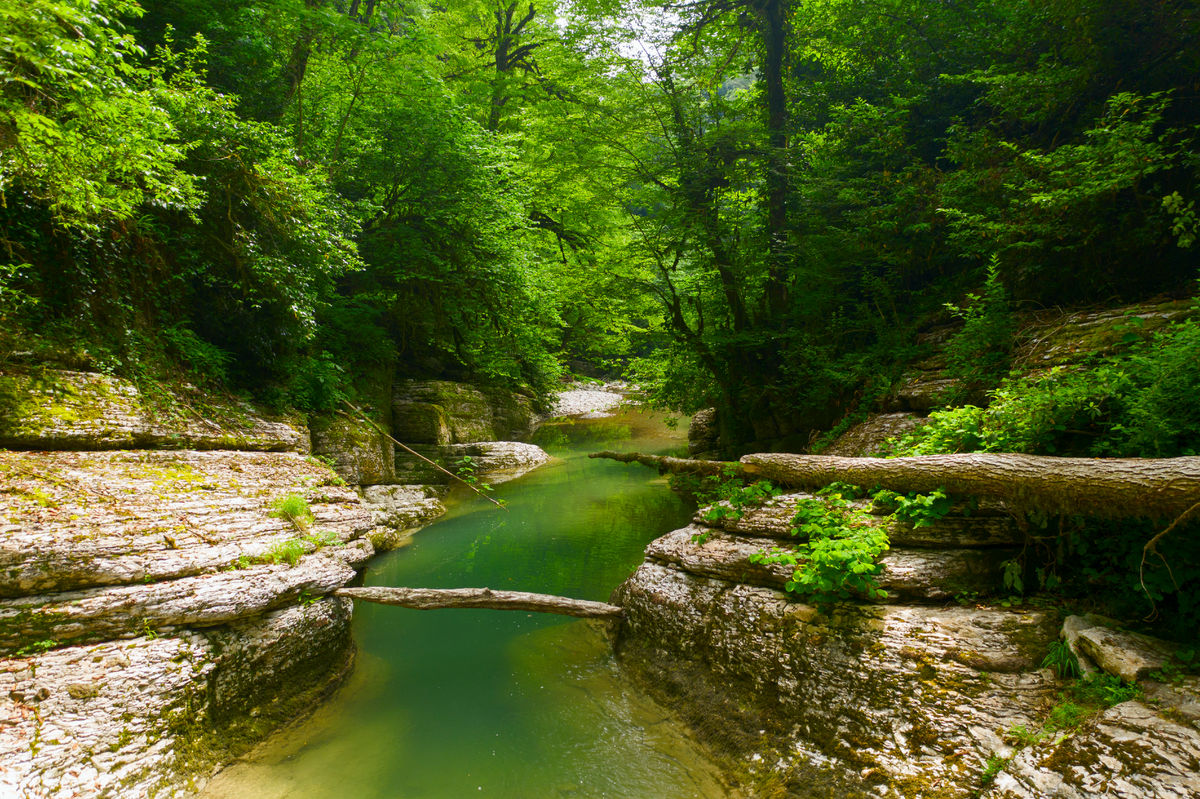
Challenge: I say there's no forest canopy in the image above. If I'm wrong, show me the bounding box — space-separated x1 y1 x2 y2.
1 0 1197 434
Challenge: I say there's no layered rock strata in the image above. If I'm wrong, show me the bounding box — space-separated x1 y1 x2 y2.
613 492 1200 798
0 372 373 798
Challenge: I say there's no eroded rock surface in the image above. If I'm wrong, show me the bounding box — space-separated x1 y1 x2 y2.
614 486 1200 798
393 441 552 485
0 450 372 598
0 598 353 799
0 369 308 453
988 700 1200 799
0 446 372 796
614 562 1059 797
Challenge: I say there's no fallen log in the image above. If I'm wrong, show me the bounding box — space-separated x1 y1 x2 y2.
591 449 1200 519
588 451 748 478
741 452 1200 518
334 586 624 618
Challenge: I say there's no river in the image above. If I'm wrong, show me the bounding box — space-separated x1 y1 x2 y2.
201 408 733 799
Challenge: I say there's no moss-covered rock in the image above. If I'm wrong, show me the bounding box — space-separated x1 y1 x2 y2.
0 368 308 453
391 380 537 445
310 414 394 486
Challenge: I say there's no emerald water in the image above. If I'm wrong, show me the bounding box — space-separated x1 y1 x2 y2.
202 409 732 799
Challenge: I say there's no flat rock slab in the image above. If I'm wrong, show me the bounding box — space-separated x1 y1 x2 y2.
549 389 625 417
988 700 1200 798
823 412 927 456
0 450 373 597
647 526 1013 601
0 555 354 652
699 492 1022 548
0 369 308 452
1076 625 1179 683
394 441 552 485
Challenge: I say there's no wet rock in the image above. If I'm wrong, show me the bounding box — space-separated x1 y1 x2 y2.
988 700 1200 799
204 597 354 719
823 412 926 456
310 414 394 486
1076 625 1179 683
0 369 308 452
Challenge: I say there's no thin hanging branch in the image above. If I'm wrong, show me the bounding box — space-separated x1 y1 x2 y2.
338 399 507 510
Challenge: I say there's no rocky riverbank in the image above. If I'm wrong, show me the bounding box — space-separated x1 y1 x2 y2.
0 365 567 796
613 490 1200 797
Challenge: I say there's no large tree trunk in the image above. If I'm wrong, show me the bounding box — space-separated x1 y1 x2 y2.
591 450 1200 519
335 586 624 618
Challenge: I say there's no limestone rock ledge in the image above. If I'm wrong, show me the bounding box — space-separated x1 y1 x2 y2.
613 498 1200 797
393 441 552 486
0 598 353 799
0 448 374 797
613 562 1059 797
0 369 308 453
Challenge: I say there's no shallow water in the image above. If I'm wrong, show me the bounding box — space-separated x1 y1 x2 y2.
202 409 732 799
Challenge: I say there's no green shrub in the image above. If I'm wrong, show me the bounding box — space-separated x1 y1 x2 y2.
1116 318 1200 456
160 323 232 385
942 256 1014 394
269 494 313 531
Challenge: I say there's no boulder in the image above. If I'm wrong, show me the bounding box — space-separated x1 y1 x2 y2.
1075 625 1179 683
310 414 395 486
0 369 308 452
360 484 447 551
391 380 536 444
393 441 552 485
687 408 720 456
0 450 373 597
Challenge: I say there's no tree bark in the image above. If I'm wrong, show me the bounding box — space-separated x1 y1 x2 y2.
745 453 1200 518
335 586 624 618
589 451 748 478
592 450 1200 519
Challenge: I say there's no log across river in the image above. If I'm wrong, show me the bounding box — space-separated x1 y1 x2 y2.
199 409 732 799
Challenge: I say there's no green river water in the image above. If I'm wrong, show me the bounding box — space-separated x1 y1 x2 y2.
202 409 733 799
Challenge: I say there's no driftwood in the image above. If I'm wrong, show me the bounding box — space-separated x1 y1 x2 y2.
588 451 749 478
335 586 624 618
591 450 1200 519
